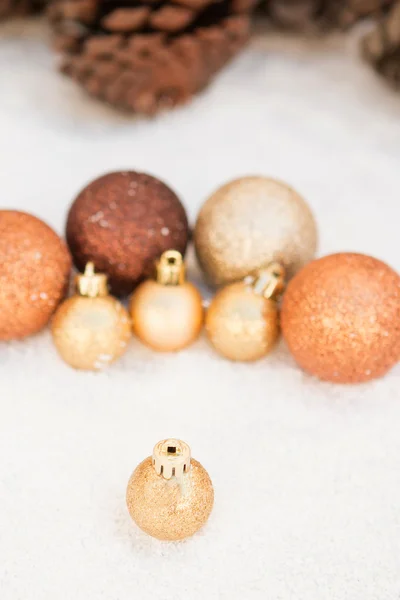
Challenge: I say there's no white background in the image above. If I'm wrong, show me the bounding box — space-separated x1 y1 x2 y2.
1 18 400 600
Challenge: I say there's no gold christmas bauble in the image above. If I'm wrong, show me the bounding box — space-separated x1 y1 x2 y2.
194 176 317 286
206 263 285 361
129 250 203 352
281 253 400 383
126 439 214 541
0 210 71 340
52 263 131 370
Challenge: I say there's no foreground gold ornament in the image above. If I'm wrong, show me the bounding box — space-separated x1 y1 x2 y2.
206 262 285 361
126 439 214 541
51 262 131 370
194 176 317 286
129 250 203 351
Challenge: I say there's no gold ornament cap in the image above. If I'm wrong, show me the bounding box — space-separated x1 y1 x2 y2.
156 251 185 286
152 438 191 482
75 262 108 298
245 262 286 299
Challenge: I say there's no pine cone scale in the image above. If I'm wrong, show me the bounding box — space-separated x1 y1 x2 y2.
101 6 151 30
363 1 400 88
149 5 196 31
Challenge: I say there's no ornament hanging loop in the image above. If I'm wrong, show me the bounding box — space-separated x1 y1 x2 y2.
152 438 191 482
248 262 286 300
156 250 185 286
75 262 108 298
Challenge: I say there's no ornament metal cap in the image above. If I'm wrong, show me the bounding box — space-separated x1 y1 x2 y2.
152 438 191 481
156 251 185 286
75 262 108 298
245 262 286 299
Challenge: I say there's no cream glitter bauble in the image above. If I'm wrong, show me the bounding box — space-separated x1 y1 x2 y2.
194 176 318 286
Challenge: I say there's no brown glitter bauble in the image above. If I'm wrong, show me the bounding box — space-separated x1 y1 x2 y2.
281 253 400 383
66 171 189 296
0 211 71 341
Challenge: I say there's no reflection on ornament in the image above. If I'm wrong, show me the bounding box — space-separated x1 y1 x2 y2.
51 262 131 370
206 262 285 361
194 176 317 286
126 439 214 541
129 250 203 352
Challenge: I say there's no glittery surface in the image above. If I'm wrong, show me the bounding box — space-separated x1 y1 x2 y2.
66 172 189 296
126 457 214 541
130 280 203 352
0 210 71 340
194 176 317 287
51 295 131 370
2 34 400 600
281 253 400 383
206 281 280 361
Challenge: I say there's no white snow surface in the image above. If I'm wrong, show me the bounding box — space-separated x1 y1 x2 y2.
0 18 400 600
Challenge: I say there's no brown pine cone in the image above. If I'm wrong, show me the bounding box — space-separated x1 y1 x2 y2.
363 1 400 87
48 0 255 114
263 0 394 30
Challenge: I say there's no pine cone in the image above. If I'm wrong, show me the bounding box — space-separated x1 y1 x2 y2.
263 0 394 30
48 0 255 114
363 1 400 87
0 0 44 18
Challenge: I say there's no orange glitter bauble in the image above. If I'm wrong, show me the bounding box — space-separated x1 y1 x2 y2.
281 253 400 383
0 211 71 340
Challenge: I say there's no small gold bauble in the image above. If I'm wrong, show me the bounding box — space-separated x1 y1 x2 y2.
206 263 285 361
129 250 203 352
126 439 214 541
194 176 317 286
51 263 131 370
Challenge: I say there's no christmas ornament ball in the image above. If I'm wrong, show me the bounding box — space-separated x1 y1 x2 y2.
281 253 400 383
194 176 317 286
126 439 214 541
130 250 203 352
0 210 71 340
66 171 189 296
52 263 131 370
206 263 285 361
